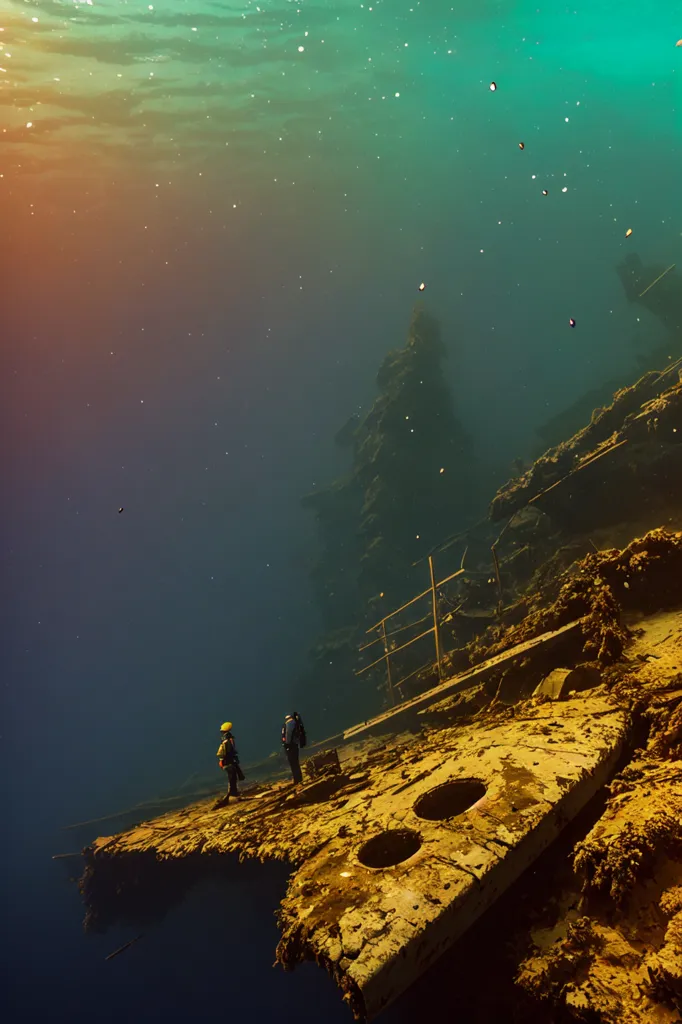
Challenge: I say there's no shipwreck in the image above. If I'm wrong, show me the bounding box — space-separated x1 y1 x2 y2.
77 345 682 1024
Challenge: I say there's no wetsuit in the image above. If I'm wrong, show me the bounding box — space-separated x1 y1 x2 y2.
282 716 303 784
217 732 240 796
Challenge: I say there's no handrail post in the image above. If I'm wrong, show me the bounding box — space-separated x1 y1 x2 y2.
380 619 395 706
491 543 503 616
428 555 443 681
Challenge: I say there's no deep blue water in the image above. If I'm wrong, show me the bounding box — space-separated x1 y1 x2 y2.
4 0 680 1019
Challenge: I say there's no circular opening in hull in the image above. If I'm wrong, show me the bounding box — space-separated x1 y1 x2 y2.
414 778 487 821
357 829 422 869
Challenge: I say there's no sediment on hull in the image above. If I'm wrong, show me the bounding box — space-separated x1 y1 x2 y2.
516 608 682 1024
273 698 628 1020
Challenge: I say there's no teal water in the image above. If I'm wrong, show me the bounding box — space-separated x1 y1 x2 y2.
3 1 681 1020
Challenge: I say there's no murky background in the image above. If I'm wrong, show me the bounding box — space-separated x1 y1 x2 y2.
4 1 680 1020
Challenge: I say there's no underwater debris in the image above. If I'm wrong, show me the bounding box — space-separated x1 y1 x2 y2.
462 529 682 675
625 227 633 237
569 318 576 328
639 263 676 298
105 934 143 961
417 282 426 292
518 142 525 150
489 81 497 91
574 792 682 907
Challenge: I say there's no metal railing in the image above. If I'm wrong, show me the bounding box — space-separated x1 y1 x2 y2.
354 509 542 705
355 555 467 706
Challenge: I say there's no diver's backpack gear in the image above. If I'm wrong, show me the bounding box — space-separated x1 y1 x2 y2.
282 713 307 748
293 712 307 749
218 733 238 764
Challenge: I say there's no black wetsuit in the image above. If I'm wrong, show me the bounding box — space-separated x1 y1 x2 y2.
282 717 303 784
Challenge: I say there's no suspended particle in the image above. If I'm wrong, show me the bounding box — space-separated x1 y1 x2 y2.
439 467 445 474
489 81 497 91
118 507 124 513
625 228 633 238
418 282 426 292
676 39 682 46
569 318 576 328
518 142 525 150
542 189 548 196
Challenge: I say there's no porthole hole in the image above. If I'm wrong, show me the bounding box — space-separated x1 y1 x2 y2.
357 829 422 868
414 779 487 821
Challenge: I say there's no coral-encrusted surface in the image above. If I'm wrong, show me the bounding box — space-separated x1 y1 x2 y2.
573 761 682 906
517 609 682 1024
462 529 682 676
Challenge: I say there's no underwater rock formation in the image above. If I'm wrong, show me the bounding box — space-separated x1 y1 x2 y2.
302 304 474 611
295 305 475 730
351 305 474 605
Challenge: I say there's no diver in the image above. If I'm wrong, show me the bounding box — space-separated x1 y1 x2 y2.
216 721 244 802
281 711 307 785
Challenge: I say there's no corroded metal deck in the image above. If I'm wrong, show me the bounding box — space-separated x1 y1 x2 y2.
82 692 627 1020
280 695 626 1018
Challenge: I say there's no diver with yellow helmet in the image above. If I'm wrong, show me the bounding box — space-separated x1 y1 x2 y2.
216 721 244 802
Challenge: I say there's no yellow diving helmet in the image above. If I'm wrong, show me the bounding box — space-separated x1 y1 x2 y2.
220 721 233 732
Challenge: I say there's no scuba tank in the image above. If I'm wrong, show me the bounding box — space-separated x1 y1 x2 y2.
292 711 307 748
